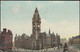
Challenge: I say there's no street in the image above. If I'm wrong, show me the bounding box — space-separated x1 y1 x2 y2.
1 46 79 52
10 46 80 52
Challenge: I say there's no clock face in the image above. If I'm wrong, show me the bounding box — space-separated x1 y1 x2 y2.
38 25 40 27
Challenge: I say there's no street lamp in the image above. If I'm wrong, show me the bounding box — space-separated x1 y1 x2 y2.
32 39 34 52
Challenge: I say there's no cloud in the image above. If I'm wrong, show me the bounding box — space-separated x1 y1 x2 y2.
48 1 64 4
12 8 19 14
60 20 68 25
36 4 44 10
11 3 22 14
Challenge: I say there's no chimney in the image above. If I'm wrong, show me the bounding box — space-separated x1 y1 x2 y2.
8 30 12 35
3 28 7 33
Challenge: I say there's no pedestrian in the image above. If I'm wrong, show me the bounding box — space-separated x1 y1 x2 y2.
63 43 69 52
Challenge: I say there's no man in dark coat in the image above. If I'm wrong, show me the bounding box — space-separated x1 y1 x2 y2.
63 43 69 52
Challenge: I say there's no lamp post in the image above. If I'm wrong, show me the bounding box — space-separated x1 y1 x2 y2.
27 39 29 51
32 40 33 52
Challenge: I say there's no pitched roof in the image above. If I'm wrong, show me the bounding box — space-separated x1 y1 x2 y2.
73 35 80 39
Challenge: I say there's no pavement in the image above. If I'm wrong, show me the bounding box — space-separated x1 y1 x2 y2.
68 46 80 52
1 46 80 52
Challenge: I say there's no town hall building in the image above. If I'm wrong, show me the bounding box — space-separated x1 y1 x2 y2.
15 8 61 50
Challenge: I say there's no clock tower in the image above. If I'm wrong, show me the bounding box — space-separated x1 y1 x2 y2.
32 7 41 40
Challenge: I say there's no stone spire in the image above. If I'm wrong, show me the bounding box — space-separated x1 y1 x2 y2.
33 7 40 19
49 29 51 34
35 7 38 13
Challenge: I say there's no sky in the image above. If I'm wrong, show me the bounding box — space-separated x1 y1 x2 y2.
1 1 79 40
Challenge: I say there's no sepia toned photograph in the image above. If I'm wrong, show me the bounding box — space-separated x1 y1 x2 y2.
0 1 80 52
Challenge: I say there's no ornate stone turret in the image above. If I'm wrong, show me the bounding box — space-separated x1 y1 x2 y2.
31 7 41 50
32 7 41 40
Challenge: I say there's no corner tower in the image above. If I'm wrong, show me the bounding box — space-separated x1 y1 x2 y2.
32 7 41 40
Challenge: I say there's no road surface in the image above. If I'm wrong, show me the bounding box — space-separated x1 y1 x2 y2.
1 46 80 52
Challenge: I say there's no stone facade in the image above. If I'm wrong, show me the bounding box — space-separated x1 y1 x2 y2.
69 35 80 46
15 31 61 49
60 38 67 45
0 28 13 51
15 34 31 49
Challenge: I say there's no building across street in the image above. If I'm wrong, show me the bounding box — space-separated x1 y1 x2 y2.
0 28 13 51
